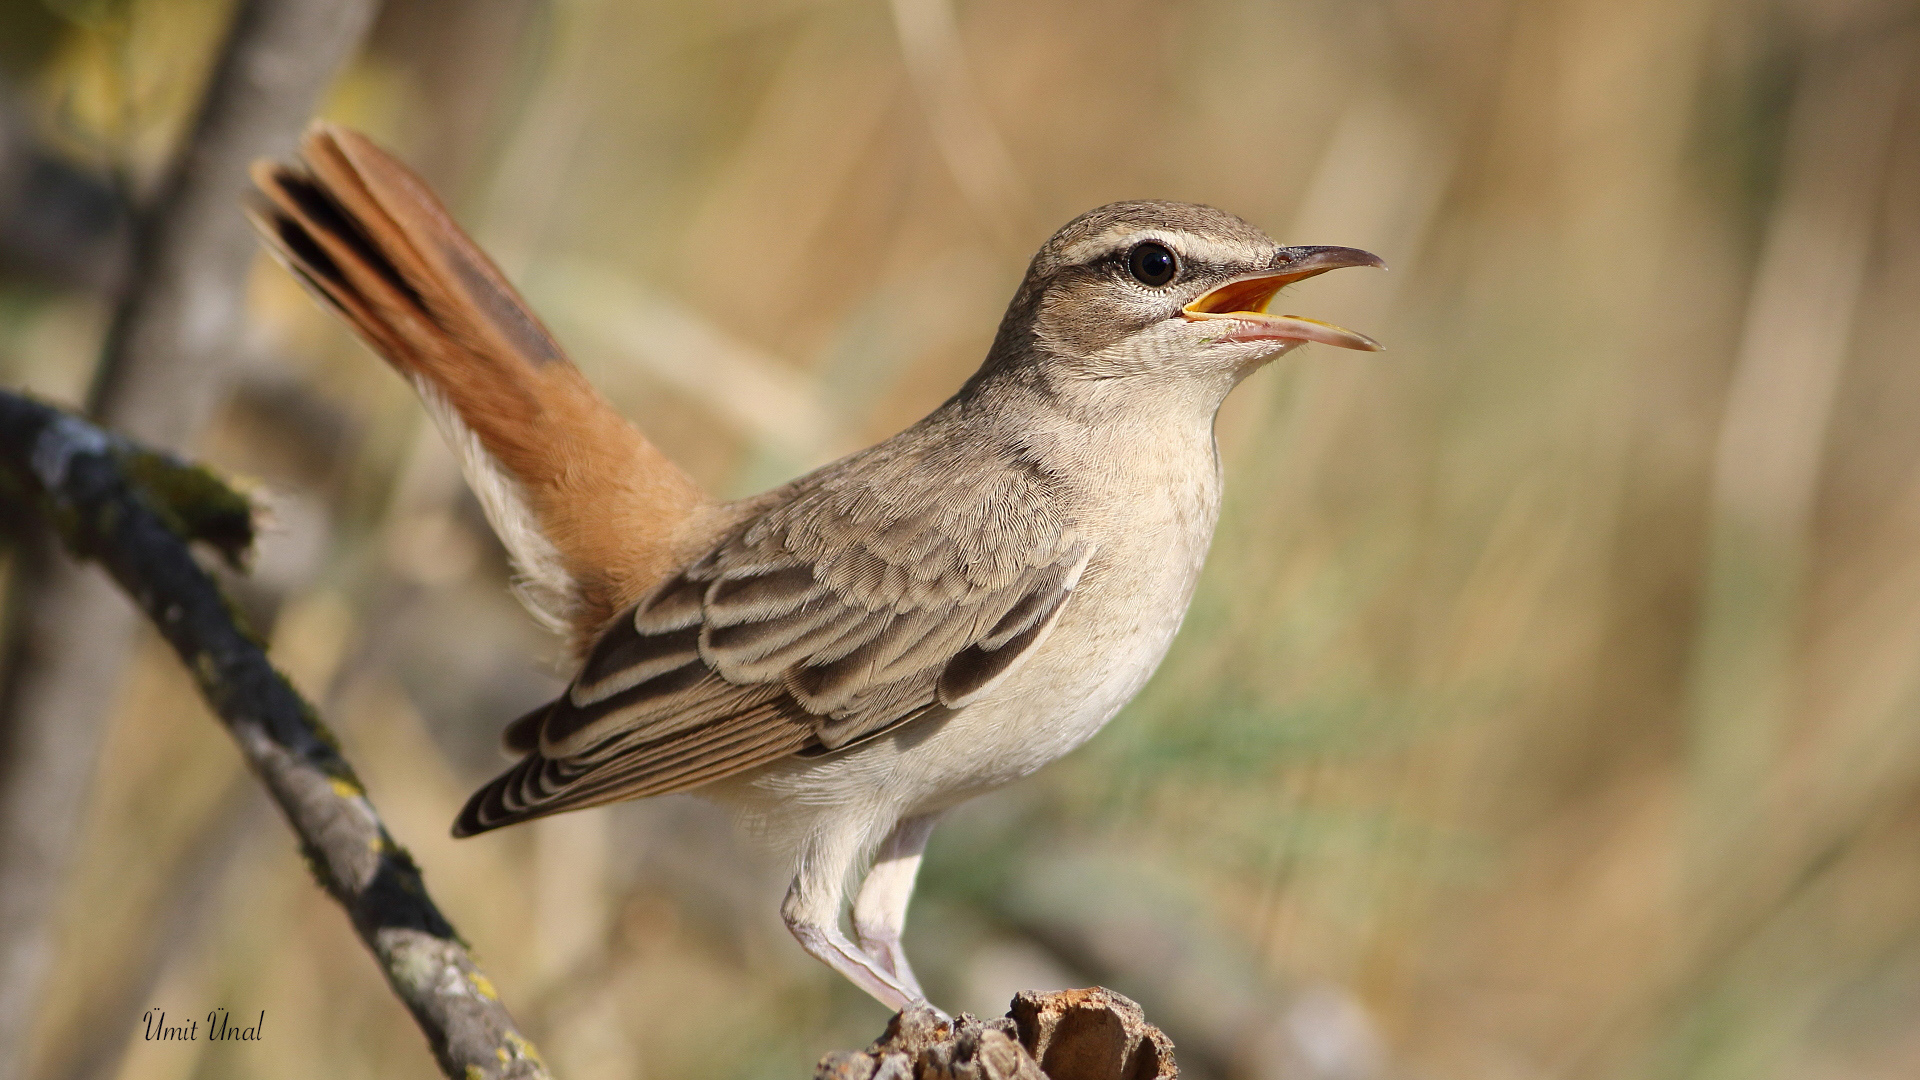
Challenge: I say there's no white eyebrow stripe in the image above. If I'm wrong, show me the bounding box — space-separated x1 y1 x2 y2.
1052 228 1269 270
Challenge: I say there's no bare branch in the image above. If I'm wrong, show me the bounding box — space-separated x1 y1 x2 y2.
0 390 551 1080
0 1 375 1068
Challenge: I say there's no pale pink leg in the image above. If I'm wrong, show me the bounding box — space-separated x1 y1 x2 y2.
852 814 939 997
781 824 923 1010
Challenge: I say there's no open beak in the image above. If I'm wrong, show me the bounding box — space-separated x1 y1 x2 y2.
1182 245 1385 351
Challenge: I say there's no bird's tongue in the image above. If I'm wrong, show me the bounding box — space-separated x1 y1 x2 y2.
1207 312 1381 351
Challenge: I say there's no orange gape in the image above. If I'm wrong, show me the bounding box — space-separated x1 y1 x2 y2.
249 124 708 648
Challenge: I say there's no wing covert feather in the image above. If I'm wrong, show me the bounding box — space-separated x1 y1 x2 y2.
455 445 1093 837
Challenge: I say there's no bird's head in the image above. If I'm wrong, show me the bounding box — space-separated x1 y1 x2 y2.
981 200 1383 389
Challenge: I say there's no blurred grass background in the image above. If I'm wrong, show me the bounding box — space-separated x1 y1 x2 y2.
3 0 1920 1077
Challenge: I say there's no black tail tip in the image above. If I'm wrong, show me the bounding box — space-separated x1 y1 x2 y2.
450 791 496 839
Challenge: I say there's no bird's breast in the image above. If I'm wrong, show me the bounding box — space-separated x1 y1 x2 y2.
715 400 1229 829
903 416 1226 801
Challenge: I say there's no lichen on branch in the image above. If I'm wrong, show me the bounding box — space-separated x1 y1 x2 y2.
0 389 548 1080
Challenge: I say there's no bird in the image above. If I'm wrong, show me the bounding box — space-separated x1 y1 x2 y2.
249 122 1382 1011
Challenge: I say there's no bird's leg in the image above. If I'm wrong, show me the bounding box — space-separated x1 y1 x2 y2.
782 841 921 1011
851 813 939 998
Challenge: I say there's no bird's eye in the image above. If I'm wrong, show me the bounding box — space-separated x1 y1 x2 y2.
1127 241 1178 287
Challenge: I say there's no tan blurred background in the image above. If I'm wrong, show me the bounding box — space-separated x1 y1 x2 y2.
3 0 1920 1077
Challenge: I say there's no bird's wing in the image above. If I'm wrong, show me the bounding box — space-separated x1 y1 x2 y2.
455 448 1092 835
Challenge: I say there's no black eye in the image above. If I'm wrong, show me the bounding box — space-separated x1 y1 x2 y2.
1127 241 1177 287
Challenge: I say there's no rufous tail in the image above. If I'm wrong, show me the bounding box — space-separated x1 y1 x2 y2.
250 122 707 643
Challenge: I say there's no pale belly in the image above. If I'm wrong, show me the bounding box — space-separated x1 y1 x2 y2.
904 534 1210 802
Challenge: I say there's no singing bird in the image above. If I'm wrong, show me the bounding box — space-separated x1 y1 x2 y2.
250 123 1382 1010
